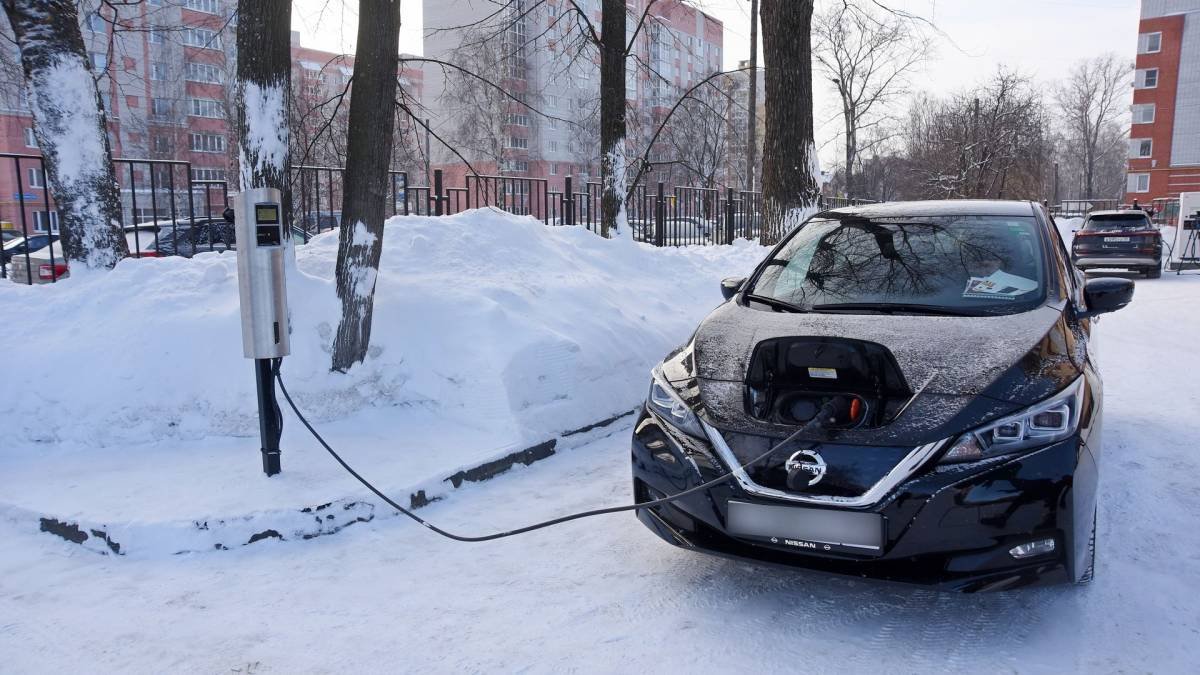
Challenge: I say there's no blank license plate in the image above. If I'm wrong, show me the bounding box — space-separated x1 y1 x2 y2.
1104 236 1131 242
727 501 883 556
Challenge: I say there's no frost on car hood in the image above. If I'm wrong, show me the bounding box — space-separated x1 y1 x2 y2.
683 301 1084 445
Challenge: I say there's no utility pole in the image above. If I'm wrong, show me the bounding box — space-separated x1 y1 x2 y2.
745 0 759 192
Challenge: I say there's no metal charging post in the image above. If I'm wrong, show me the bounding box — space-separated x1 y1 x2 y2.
232 187 291 476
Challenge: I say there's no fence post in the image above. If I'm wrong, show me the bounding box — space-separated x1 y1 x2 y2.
433 168 444 216
655 181 665 247
564 175 574 226
724 187 735 245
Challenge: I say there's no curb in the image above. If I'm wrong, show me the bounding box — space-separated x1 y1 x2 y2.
4 408 637 558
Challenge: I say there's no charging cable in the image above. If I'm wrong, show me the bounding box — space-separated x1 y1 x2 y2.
273 361 838 543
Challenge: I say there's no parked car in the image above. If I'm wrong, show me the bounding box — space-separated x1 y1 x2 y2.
2 233 59 266
1070 210 1163 278
2 229 25 244
633 200 1132 591
659 217 712 246
7 240 67 284
127 218 235 258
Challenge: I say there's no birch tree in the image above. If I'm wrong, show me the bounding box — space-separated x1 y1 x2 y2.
331 0 403 372
236 0 290 207
1 0 127 268
759 0 819 244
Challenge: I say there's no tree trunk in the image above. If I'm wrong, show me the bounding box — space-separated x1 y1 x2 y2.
331 0 403 372
745 0 759 192
843 97 855 199
2 0 127 269
759 0 819 244
599 0 626 239
236 1 291 197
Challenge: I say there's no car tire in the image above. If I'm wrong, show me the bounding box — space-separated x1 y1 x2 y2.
1146 266 1162 279
1077 508 1096 585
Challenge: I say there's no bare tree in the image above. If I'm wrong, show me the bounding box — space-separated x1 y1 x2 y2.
1 0 127 269
759 0 819 244
745 0 758 193
598 0 627 237
1054 53 1130 199
331 0 403 372
813 2 929 200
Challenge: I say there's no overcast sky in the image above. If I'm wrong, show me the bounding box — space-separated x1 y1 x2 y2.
292 0 1142 166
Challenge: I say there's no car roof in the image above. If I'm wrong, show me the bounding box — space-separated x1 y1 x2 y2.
818 199 1038 219
1086 210 1148 217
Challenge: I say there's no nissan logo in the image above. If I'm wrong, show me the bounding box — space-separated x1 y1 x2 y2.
785 449 827 487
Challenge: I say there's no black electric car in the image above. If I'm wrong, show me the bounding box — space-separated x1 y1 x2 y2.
631 200 1134 592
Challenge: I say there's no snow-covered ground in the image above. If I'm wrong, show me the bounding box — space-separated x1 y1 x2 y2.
0 210 767 535
2 213 1199 672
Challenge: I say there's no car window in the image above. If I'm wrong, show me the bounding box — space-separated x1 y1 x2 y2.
1083 214 1152 231
747 215 1048 316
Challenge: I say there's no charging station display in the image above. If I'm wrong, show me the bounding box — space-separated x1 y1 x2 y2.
255 204 283 247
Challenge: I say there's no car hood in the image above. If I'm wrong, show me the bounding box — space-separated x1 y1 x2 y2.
665 300 1085 446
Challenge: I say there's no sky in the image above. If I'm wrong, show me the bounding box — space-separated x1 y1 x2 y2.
292 0 1142 166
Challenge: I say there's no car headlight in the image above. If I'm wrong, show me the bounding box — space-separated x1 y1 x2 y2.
646 367 706 438
940 376 1086 464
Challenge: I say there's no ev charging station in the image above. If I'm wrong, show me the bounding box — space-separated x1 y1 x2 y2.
232 187 290 476
1168 191 1200 272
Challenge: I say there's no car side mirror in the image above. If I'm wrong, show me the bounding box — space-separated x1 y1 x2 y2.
1078 277 1134 319
721 277 745 301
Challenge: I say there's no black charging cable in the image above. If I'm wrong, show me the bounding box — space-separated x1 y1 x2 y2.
273 361 837 543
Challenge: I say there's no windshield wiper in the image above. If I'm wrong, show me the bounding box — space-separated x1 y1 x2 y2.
744 294 810 313
810 302 986 317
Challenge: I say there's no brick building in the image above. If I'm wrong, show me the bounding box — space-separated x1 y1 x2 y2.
421 0 725 193
1126 0 1200 206
0 0 422 236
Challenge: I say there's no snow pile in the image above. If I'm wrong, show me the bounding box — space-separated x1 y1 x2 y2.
0 209 766 448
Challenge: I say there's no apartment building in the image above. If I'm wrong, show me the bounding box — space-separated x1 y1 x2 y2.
421 0 724 191
1126 0 1200 205
0 0 423 234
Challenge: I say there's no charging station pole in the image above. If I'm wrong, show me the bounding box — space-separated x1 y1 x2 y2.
232 187 291 476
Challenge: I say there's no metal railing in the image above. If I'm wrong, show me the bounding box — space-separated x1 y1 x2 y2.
1 153 229 284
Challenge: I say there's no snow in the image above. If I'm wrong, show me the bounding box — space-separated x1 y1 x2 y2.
1 268 1199 670
603 147 629 236
0 214 1198 669
345 220 380 300
0 209 766 525
238 81 288 190
25 54 121 269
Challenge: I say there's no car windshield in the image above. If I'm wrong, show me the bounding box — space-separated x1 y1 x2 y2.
1083 214 1152 232
746 215 1047 316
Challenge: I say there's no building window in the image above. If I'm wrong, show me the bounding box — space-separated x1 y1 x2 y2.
1130 138 1153 159
185 0 220 14
23 127 37 148
183 27 221 49
27 167 45 188
185 62 224 84
153 136 173 154
90 52 107 70
547 140 558 153
1128 173 1151 193
151 98 172 119
34 211 59 233
550 163 558 175
191 167 227 181
1138 32 1162 54
505 113 530 126
548 118 558 129
188 97 223 118
508 136 529 149
546 94 558 108
1136 68 1158 89
86 13 105 32
189 132 225 153
149 27 164 44
1132 103 1155 124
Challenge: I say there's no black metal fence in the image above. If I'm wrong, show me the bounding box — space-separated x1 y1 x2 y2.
2 154 876 284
